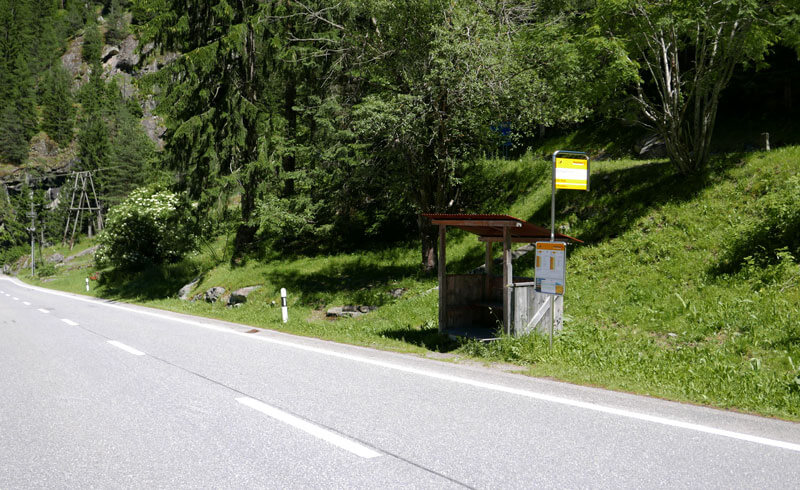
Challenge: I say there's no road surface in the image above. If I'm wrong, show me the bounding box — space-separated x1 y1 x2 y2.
2 276 799 488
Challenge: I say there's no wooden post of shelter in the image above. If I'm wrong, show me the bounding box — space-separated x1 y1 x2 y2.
438 224 447 334
502 226 512 335
484 242 493 300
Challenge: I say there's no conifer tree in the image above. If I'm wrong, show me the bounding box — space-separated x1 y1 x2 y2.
0 107 31 165
29 0 64 73
82 19 103 64
102 83 156 206
106 0 128 44
0 51 38 164
137 0 357 255
65 0 87 35
41 63 76 148
78 64 111 173
137 1 272 255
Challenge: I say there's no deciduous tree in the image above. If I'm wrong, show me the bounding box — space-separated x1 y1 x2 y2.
595 0 795 174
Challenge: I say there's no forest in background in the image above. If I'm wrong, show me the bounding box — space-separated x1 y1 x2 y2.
1 0 800 272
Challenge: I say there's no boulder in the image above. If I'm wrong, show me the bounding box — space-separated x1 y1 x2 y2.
101 45 120 62
634 134 667 158
326 306 345 317
326 305 377 318
228 285 262 306
388 288 406 298
64 245 100 264
60 37 87 87
116 35 140 72
30 133 59 158
47 253 65 264
204 287 226 303
178 277 200 300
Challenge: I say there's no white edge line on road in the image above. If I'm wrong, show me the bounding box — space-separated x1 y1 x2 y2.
236 397 381 459
61 318 78 326
107 340 146 356
38 308 49 314
5 276 800 453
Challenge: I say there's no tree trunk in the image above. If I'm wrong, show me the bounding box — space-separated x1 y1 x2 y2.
419 214 437 273
283 22 297 198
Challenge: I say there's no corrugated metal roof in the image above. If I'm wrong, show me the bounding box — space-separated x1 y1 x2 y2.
422 213 581 243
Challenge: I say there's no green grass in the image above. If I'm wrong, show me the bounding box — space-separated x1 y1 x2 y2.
16 145 800 420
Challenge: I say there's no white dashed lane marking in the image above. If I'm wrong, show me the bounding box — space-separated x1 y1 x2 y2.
237 397 381 459
106 340 146 356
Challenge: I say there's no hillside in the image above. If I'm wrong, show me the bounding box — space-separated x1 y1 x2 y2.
17 144 800 420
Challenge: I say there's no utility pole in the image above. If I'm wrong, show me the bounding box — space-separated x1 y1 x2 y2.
29 192 36 276
62 171 104 249
25 171 36 277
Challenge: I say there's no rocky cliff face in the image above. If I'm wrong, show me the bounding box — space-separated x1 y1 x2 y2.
59 26 167 149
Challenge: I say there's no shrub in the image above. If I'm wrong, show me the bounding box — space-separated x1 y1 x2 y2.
96 187 195 270
36 262 56 278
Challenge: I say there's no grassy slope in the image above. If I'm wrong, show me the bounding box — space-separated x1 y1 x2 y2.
18 146 800 420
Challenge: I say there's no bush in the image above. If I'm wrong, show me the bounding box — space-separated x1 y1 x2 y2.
96 187 196 270
0 244 28 268
36 262 56 278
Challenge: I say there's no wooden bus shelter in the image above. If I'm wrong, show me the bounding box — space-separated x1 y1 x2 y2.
423 214 580 339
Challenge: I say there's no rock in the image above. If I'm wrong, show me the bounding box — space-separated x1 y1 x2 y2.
47 253 65 264
326 305 377 318
141 94 166 147
60 37 89 88
204 287 226 303
116 35 140 72
388 288 406 298
326 306 344 317
228 285 262 306
30 133 59 157
101 45 120 62
64 245 100 264
634 134 667 158
178 277 200 300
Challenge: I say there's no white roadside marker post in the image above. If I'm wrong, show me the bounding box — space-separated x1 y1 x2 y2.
281 288 288 323
85 277 90 292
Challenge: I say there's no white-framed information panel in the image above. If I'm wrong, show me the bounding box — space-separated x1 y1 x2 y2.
535 241 566 295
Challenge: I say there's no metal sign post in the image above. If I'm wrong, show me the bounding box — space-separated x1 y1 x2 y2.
535 241 566 348
539 150 589 347
551 150 590 240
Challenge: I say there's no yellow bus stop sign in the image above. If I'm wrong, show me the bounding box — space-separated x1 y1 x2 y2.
555 155 589 191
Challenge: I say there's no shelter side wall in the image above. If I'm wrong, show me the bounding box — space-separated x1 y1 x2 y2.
444 275 534 330
445 275 484 329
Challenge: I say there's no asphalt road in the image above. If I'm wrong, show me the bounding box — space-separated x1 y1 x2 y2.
2 275 800 489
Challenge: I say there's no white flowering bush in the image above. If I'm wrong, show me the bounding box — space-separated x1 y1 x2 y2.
96 187 195 270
